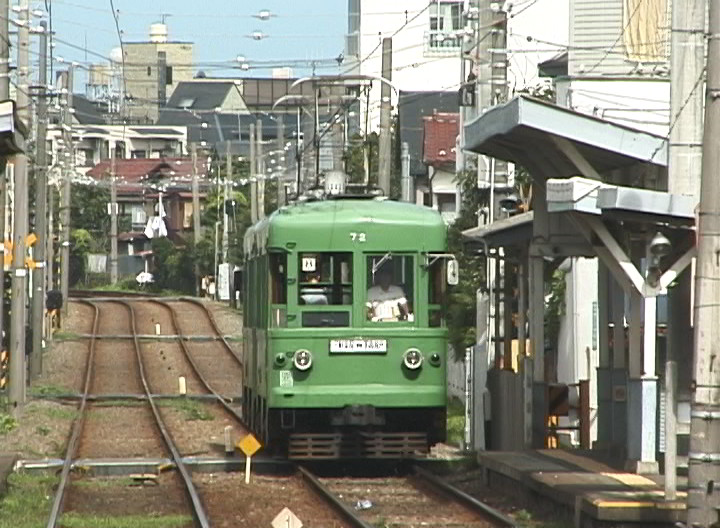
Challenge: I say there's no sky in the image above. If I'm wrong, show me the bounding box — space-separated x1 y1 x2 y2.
47 0 348 83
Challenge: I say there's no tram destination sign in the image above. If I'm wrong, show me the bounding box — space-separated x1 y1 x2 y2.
330 338 387 353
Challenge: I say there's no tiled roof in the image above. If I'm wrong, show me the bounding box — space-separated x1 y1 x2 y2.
86 157 209 183
423 112 459 166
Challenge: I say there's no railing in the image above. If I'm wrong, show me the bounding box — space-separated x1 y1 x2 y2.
424 30 462 56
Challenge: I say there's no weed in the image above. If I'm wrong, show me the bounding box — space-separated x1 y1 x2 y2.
0 472 56 528
35 425 51 437
446 397 466 448
42 406 78 421
31 384 73 397
0 413 17 435
515 509 533 522
161 398 214 421
59 513 192 528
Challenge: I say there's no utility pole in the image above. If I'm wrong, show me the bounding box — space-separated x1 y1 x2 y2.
109 152 118 284
688 0 720 524
378 38 392 196
256 119 264 219
249 123 257 223
30 20 48 379
0 0 10 360
9 0 30 412
276 116 285 207
223 141 230 264
59 65 73 320
668 0 704 505
191 142 200 296
401 142 412 202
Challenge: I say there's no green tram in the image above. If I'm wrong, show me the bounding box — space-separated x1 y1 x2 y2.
242 194 456 458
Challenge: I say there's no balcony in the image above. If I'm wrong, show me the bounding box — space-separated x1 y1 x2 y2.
424 30 462 57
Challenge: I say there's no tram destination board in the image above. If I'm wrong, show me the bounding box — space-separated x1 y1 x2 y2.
330 339 387 353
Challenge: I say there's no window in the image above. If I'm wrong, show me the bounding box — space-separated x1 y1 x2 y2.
166 65 173 85
147 66 152 76
298 252 352 305
436 193 457 213
428 257 447 327
131 150 147 159
428 1 463 51
366 255 414 323
270 252 287 327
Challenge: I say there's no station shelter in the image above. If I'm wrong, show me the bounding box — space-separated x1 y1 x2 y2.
462 95 695 474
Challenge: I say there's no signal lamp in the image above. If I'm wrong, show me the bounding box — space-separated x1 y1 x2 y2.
403 348 423 370
274 353 286 367
293 349 313 371
429 353 441 367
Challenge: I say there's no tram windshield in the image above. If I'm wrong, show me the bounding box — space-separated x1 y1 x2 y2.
298 252 352 305
366 255 414 322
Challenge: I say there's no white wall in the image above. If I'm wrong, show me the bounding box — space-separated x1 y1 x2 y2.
506 0 570 94
557 257 599 444
558 78 670 136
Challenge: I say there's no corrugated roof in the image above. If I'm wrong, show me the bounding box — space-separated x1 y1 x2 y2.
423 112 458 166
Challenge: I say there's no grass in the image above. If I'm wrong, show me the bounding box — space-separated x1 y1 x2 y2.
0 413 17 435
30 384 74 397
0 472 56 528
38 405 78 421
446 397 466 448
160 398 214 421
59 513 192 528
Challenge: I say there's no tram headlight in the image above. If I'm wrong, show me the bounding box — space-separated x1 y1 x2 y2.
402 348 423 370
293 349 313 371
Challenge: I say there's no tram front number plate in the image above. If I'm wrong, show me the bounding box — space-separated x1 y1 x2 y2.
330 339 387 353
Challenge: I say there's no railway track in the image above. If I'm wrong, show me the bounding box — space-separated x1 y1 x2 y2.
46 299 209 527
299 464 518 528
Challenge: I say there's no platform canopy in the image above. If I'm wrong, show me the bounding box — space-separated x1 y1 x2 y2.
463 95 667 177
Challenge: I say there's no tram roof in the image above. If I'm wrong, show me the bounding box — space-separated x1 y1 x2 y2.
246 198 447 255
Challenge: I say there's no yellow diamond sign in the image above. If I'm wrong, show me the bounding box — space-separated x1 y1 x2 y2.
237 433 262 457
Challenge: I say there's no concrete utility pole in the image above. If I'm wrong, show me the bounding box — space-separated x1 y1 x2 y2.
191 142 200 296
9 0 30 412
400 142 412 202
0 0 10 356
667 0 704 503
109 153 118 284
688 0 720 524
276 116 285 207
378 37 392 196
256 119 264 219
30 21 48 379
249 123 257 223
222 142 230 263
59 65 73 319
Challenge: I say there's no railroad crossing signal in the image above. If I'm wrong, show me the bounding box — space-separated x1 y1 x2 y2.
3 234 37 267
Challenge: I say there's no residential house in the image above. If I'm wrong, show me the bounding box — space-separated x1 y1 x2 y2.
85 157 210 275
423 111 460 223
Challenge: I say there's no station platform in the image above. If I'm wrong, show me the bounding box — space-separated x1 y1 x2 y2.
479 449 685 526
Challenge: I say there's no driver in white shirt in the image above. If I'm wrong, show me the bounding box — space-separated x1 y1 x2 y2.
367 268 411 321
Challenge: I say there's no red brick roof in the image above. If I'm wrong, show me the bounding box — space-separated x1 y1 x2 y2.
86 157 208 183
423 112 459 166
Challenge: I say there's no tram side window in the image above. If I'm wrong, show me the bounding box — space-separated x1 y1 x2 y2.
269 253 287 327
270 253 287 304
429 258 447 327
366 255 414 322
298 252 352 306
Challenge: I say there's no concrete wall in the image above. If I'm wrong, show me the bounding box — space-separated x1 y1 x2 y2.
557 257 599 444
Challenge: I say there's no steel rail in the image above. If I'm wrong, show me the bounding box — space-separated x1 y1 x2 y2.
412 465 518 528
148 299 247 426
297 466 375 528
120 300 211 528
46 300 100 528
176 297 243 367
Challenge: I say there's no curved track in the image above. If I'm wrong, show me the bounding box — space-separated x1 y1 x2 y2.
46 300 210 528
